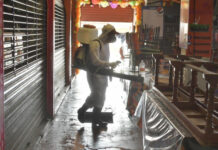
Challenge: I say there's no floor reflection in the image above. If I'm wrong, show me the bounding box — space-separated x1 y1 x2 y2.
32 71 143 150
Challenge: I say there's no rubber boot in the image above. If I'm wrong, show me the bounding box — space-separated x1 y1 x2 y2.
77 104 89 123
92 107 107 128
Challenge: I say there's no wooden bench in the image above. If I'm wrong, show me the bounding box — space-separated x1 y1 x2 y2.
152 54 218 146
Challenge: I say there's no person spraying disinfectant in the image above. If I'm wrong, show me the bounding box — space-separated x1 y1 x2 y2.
77 24 121 128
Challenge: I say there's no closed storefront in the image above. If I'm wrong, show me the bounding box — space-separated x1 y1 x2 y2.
54 0 66 112
3 0 47 149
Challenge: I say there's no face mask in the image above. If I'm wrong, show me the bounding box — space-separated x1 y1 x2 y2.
110 36 116 43
107 33 116 43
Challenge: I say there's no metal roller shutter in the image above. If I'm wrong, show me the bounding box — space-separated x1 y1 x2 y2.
81 5 134 22
3 0 47 150
54 0 66 112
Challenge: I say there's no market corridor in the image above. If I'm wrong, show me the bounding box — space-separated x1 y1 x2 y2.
32 71 143 150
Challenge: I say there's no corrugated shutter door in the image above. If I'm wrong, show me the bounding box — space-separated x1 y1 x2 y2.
54 0 66 112
81 5 133 22
3 0 47 150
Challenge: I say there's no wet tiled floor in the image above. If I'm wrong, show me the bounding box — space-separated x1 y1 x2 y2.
32 71 143 150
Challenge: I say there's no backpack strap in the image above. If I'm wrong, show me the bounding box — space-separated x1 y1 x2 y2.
87 39 104 73
93 39 102 51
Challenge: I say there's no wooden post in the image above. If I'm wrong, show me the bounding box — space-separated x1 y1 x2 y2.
154 58 160 86
0 0 4 149
47 0 55 118
152 54 163 87
169 65 173 87
64 0 72 86
203 63 217 106
173 66 179 102
204 83 208 105
170 61 181 103
204 74 218 135
177 55 188 87
190 70 197 103
205 82 216 134
180 66 184 87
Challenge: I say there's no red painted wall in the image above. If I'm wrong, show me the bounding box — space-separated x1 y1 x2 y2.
81 5 133 22
64 0 73 86
71 1 79 75
0 0 4 149
187 0 213 57
47 0 55 118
